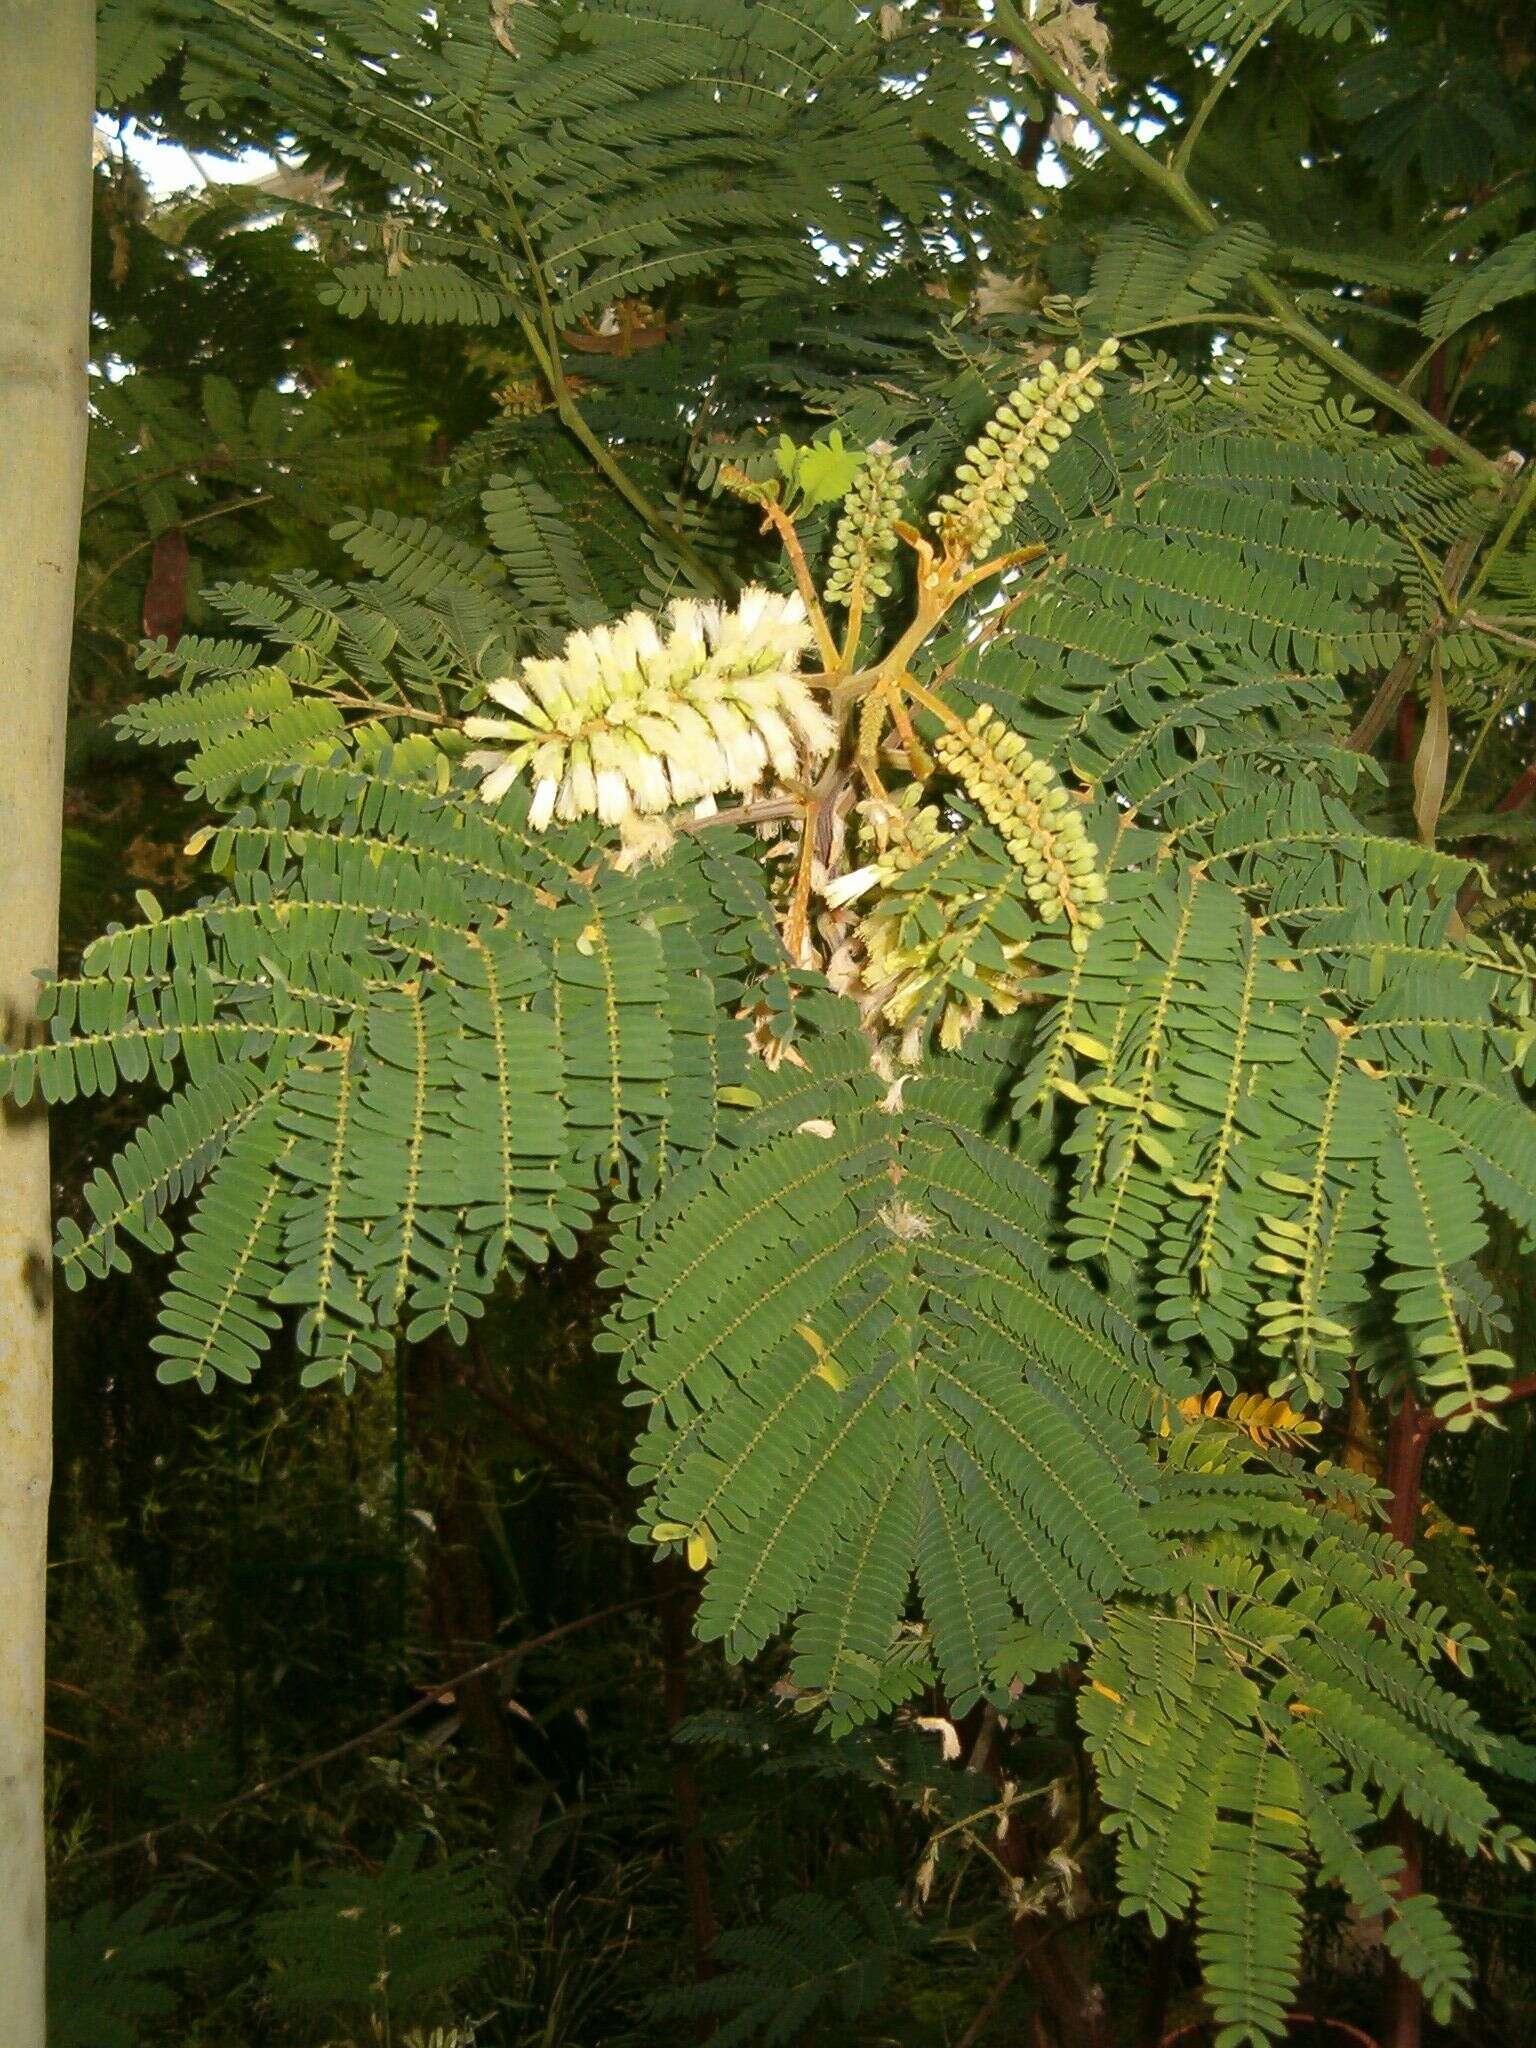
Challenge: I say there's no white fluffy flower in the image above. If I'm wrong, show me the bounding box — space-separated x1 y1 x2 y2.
822 864 881 909
466 587 830 826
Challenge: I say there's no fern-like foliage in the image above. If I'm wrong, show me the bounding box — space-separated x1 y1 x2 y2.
253 1833 499 2016
108 0 1006 334
1145 0 1381 46
604 1004 1180 1721
1084 1431 1489 2042
21 342 1536 2044
48 1894 219 2048
648 1879 922 2046
17 731 771 1390
50 6 1536 2042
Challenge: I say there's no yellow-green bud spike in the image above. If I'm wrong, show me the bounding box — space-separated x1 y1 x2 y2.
929 339 1119 562
823 444 909 609
933 711 1105 942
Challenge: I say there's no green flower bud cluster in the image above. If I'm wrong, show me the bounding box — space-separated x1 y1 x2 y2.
930 339 1119 561
822 789 948 912
823 443 908 607
463 587 833 828
934 705 1106 951
829 793 1034 1055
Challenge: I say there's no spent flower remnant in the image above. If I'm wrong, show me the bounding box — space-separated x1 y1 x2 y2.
465 587 832 827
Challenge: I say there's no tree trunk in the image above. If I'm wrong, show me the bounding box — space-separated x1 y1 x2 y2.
0 6 94 2041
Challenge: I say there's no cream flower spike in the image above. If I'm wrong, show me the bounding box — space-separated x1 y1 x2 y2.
465 586 830 827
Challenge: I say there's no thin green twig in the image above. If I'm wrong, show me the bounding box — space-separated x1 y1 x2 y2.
989 0 1506 486
1173 2 1287 174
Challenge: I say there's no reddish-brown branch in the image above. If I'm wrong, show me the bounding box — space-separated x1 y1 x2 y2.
952 1701 1115 2048
1160 2019 1379 2048
1383 1801 1425 2048
953 1953 1026 2048
64 1592 672 1871
465 1327 630 1510
673 796 802 835
1403 1374 1536 1445
1492 758 1536 814
1137 1926 1187 2048
1394 696 1419 763
1384 1391 1429 1546
47 1677 130 1722
758 500 839 668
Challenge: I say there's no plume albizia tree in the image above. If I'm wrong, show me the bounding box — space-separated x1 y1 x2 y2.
31 3 1536 2043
